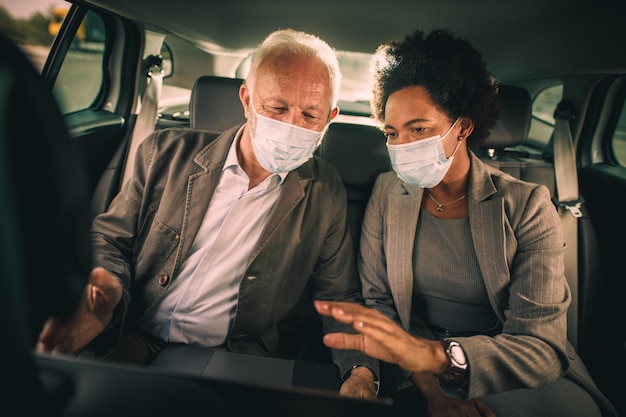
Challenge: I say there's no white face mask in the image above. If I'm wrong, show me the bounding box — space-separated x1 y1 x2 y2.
386 118 462 188
249 103 324 173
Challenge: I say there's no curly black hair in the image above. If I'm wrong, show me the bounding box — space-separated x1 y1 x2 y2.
371 29 500 148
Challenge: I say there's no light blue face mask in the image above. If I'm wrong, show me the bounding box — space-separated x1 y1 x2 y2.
250 103 325 173
386 118 462 188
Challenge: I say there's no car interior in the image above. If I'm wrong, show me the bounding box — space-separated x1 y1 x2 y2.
2 0 625 415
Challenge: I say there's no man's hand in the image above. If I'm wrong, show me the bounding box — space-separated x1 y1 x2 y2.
339 365 377 400
36 267 123 354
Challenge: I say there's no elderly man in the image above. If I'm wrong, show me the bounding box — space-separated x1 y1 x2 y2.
37 29 377 398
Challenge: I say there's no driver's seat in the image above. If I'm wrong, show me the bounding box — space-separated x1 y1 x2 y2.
0 35 92 414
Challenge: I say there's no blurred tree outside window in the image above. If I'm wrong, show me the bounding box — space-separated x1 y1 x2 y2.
0 1 106 115
0 0 60 71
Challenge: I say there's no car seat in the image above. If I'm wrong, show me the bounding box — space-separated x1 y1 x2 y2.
315 121 390 256
189 75 246 131
0 34 92 415
476 85 557 196
477 85 602 357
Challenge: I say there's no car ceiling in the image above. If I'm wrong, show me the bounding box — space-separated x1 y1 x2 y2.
85 0 624 84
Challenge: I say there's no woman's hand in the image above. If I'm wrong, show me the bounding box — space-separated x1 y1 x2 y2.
314 300 448 375
428 395 496 417
412 372 496 417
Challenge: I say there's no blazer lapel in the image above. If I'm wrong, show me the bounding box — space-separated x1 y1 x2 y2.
468 153 510 320
247 159 309 263
386 180 422 329
177 126 239 267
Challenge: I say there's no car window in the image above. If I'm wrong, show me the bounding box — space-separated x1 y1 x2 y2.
0 1 56 71
53 9 106 114
335 51 374 115
0 1 105 114
527 84 563 148
610 98 626 166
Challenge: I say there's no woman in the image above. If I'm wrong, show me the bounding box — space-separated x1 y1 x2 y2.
315 29 616 417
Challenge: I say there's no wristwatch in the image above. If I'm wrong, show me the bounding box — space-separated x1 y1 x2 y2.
441 339 468 381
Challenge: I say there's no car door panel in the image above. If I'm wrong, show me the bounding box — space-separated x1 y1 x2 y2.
44 3 144 216
577 75 626 415
66 109 127 201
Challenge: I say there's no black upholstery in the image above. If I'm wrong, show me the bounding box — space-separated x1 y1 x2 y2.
482 85 532 149
315 122 390 254
189 75 246 131
477 85 556 196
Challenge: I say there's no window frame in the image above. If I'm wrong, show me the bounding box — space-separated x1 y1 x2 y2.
526 83 564 150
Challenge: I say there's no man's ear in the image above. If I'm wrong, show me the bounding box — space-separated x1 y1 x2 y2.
240 83 250 119
330 107 339 121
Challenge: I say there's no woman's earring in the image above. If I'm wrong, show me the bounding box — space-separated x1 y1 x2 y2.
458 136 464 141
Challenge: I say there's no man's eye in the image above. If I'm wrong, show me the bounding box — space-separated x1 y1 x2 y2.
264 105 285 114
383 131 397 139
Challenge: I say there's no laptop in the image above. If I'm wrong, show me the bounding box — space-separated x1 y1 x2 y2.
150 343 341 391
149 344 396 416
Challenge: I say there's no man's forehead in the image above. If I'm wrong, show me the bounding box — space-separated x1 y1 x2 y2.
257 54 330 81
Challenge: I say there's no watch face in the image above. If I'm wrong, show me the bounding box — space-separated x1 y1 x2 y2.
450 344 467 368
447 341 468 370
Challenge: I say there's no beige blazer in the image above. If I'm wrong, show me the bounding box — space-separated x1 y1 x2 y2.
359 152 615 415
90 125 373 375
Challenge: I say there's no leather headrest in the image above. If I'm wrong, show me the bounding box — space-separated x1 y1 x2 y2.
481 85 531 149
316 122 390 187
189 75 246 131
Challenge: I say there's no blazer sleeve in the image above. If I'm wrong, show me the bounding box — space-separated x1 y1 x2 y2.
459 184 571 398
87 131 162 352
307 163 379 378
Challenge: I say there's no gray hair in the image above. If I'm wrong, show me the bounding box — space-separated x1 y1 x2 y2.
246 29 342 110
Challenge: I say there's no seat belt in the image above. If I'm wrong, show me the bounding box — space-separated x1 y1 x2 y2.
552 100 582 349
121 54 164 187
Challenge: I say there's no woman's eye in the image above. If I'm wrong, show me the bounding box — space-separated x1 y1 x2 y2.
384 131 397 139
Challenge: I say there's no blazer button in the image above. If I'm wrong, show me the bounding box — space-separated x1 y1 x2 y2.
246 275 257 281
158 273 169 286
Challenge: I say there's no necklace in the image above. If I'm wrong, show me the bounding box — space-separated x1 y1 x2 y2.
426 191 467 212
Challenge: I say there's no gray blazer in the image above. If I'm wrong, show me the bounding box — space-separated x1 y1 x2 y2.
90 125 373 375
359 152 616 415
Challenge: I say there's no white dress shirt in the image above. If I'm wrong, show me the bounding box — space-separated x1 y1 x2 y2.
140 128 286 346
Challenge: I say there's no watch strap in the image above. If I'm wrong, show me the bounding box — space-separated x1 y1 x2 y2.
441 339 468 382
